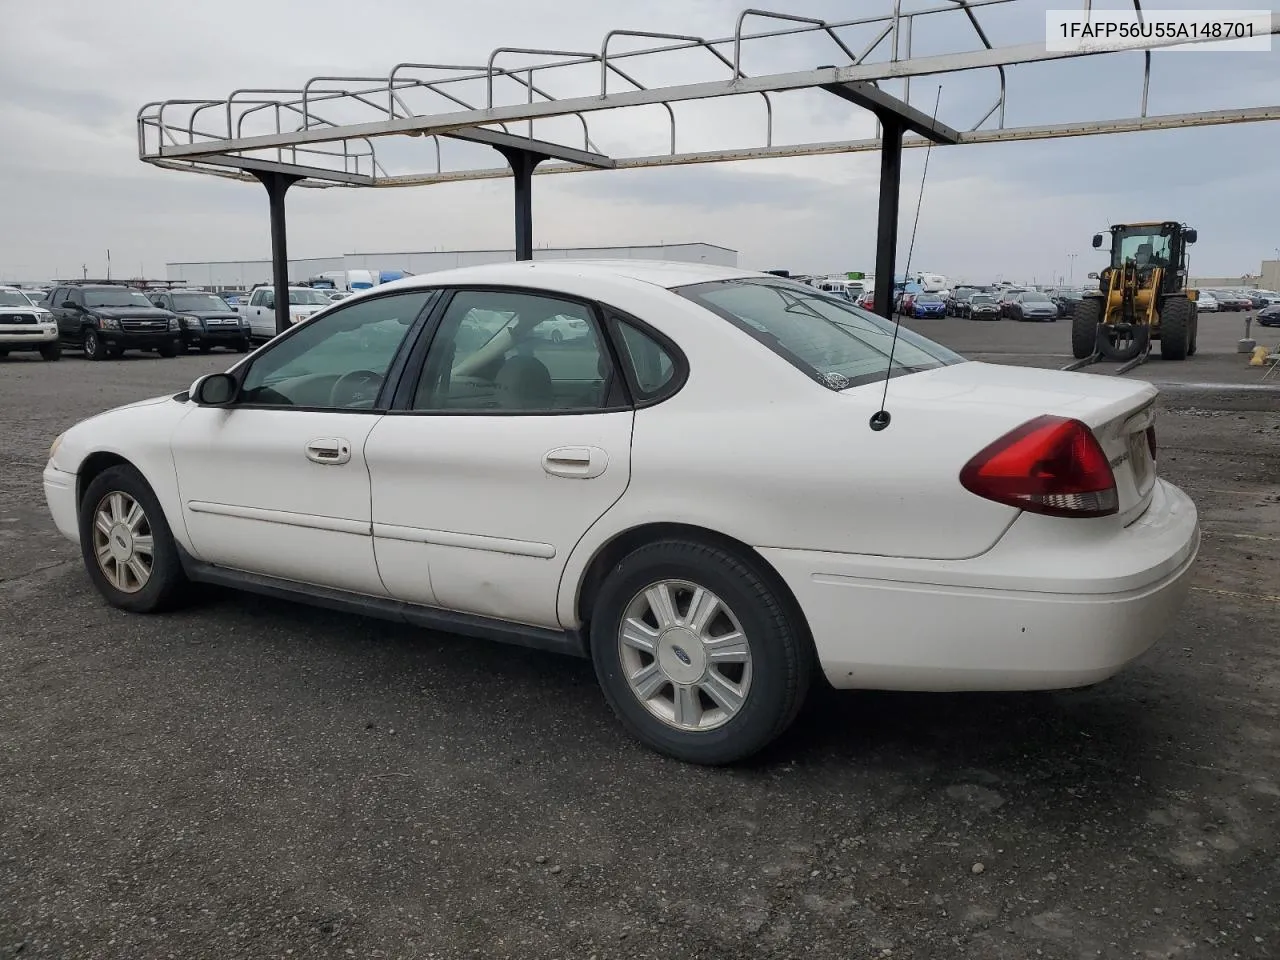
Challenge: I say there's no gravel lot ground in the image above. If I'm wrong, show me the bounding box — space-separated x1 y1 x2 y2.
2 313 1278 960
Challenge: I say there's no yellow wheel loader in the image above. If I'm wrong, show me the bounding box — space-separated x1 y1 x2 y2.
1070 221 1199 368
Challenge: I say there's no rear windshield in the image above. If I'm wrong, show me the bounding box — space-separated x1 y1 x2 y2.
676 278 965 390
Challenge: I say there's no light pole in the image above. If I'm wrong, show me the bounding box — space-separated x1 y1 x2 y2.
1067 253 1078 283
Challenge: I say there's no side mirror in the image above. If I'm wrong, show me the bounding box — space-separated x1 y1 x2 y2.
1183 229 1197 244
62 300 78 310
190 372 237 406
1092 234 1103 248
1088 271 1100 280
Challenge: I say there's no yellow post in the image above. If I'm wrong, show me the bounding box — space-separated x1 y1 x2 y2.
1249 346 1269 366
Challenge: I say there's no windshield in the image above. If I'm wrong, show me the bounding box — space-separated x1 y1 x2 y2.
1020 292 1052 302
172 293 231 312
83 289 154 308
917 294 943 303
0 291 35 307
290 290 333 305
970 295 995 304
1113 226 1173 267
676 278 965 390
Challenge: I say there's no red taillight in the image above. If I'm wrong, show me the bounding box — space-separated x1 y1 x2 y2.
1146 423 1157 461
960 415 1119 518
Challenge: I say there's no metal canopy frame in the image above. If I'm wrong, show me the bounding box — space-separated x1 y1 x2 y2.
136 0 1280 332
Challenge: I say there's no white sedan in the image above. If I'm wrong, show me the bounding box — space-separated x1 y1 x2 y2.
42 261 1200 764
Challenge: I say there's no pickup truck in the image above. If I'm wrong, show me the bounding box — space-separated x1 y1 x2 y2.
238 286 335 341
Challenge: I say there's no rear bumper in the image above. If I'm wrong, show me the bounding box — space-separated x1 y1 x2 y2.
760 479 1199 692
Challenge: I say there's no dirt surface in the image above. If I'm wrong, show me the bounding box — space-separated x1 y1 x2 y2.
2 318 1278 960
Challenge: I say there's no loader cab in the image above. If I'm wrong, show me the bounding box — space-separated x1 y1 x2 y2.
1092 222 1197 294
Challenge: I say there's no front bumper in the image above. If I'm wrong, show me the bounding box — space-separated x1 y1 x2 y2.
760 479 1199 692
43 464 79 545
0 327 57 346
182 324 250 345
102 332 183 350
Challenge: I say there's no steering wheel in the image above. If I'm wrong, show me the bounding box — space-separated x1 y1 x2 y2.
329 369 384 408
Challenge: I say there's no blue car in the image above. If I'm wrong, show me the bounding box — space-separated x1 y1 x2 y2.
912 295 947 318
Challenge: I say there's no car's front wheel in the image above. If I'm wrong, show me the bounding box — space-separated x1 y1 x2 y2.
590 539 813 765
78 464 188 613
83 328 107 361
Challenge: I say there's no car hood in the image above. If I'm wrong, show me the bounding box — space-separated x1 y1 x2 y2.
1021 301 1056 310
970 301 999 309
186 310 241 319
0 305 52 315
89 306 174 319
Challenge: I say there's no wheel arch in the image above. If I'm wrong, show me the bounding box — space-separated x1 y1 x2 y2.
76 451 133 509
569 521 815 658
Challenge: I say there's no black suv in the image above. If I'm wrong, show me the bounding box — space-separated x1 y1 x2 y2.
47 282 182 360
148 289 251 354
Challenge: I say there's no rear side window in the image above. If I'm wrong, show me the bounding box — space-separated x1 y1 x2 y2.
616 322 676 399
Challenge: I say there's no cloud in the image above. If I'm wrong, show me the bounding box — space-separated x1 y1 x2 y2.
0 0 1276 282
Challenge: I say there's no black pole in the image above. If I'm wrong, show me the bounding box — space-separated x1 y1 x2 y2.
873 117 904 323
497 147 545 261
252 171 301 335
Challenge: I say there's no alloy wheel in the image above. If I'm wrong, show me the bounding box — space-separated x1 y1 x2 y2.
618 579 752 732
91 491 154 593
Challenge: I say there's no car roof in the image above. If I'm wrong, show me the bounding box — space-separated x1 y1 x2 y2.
384 259 763 292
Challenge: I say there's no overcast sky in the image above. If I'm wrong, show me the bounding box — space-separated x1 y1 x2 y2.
2 0 1277 284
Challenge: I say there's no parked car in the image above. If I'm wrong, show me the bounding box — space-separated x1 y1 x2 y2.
46 282 182 360
1051 288 1084 318
43 260 1199 765
897 291 916 315
946 287 976 316
966 293 1002 320
0 286 60 361
912 293 947 318
237 285 334 341
148 289 252 354
857 292 875 311
1009 291 1061 323
1256 302 1280 327
1196 291 1220 312
1215 290 1251 312
1249 290 1280 306
997 287 1027 318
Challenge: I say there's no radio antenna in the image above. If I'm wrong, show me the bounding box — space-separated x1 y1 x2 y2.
870 84 943 432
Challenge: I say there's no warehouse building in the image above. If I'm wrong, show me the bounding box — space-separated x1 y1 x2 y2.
167 242 738 292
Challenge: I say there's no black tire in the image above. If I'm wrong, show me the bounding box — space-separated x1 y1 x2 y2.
1187 306 1199 357
589 539 813 765
82 328 108 361
1071 298 1103 359
236 339 250 353
78 464 189 614
198 344 212 354
0 348 8 357
1160 297 1193 361
157 340 179 358
39 341 61 361
107 343 125 359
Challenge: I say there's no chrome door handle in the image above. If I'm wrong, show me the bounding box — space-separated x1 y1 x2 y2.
543 446 607 479
306 438 351 465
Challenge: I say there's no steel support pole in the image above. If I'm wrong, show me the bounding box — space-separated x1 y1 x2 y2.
252 170 302 335
873 117 904 321
497 147 546 261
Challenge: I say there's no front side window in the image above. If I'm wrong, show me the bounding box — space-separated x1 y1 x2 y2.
411 290 615 412
677 278 965 390
237 291 431 409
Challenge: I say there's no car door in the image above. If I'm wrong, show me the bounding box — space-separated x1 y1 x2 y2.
170 289 436 594
49 287 76 340
364 287 634 628
247 288 274 339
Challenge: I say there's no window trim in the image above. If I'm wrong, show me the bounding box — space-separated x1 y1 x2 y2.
386 284 634 418
217 287 441 415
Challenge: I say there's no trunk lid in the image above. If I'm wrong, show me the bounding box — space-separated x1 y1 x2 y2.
885 361 1159 522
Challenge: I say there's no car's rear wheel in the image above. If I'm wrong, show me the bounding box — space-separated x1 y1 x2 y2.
83 328 108 361
78 465 188 614
39 341 61 361
589 539 812 765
